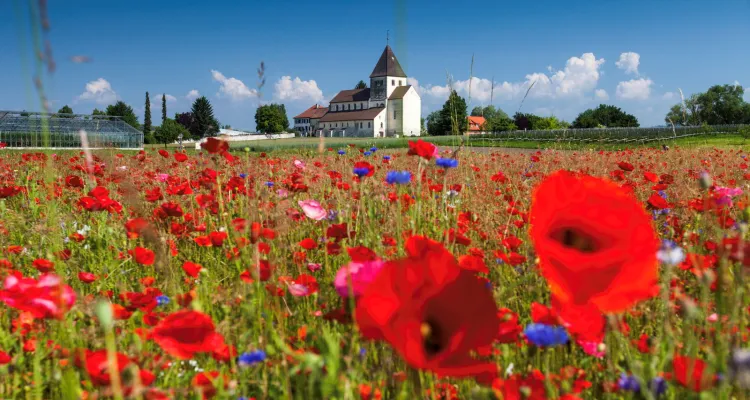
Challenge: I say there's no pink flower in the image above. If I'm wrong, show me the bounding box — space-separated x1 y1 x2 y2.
294 159 306 170
334 259 385 298
713 186 742 207
298 200 326 221
157 174 169 182
277 189 289 199
0 273 76 319
288 284 309 297
307 263 322 272
577 340 605 358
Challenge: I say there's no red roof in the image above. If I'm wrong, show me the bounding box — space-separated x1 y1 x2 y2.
294 104 328 119
467 116 486 131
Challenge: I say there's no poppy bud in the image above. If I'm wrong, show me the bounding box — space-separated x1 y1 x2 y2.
699 172 712 190
94 300 113 330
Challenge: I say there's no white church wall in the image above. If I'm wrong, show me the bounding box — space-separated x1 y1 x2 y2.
402 87 422 137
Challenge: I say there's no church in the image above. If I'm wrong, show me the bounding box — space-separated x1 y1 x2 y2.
293 45 421 138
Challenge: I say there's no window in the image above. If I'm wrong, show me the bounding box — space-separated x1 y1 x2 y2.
399 80 403 86
393 110 398 119
348 104 351 111
360 102 364 109
368 122 371 128
359 122 363 129
391 79 395 86
380 122 383 128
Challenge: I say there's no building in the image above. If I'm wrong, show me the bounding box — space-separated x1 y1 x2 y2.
292 104 328 136
467 116 488 134
293 45 421 138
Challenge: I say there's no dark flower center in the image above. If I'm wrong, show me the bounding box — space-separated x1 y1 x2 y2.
551 228 598 253
421 319 444 356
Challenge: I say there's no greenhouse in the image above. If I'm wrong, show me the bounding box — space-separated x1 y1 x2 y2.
0 110 143 149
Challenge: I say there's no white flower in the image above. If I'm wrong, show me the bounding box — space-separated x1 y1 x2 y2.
656 241 685 266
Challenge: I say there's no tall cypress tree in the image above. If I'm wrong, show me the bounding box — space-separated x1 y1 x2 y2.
161 94 167 123
144 92 152 134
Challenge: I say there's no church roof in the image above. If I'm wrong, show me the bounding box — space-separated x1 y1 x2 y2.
370 45 407 78
293 104 328 119
388 85 412 100
318 107 385 122
330 88 370 103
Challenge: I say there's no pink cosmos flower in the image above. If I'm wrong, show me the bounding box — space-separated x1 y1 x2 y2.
298 200 326 221
294 159 306 170
277 189 289 199
157 174 170 182
307 263 322 272
577 340 605 358
334 259 385 298
0 273 76 319
713 186 742 207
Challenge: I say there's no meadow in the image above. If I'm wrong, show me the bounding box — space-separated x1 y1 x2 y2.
0 138 748 399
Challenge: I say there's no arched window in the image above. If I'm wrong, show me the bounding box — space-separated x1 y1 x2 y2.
391 79 395 86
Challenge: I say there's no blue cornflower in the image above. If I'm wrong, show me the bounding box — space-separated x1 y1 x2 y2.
238 350 267 367
523 323 569 347
353 167 371 177
364 151 372 156
337 150 346 155
239 173 248 179
370 146 378 152
383 155 391 161
657 190 668 199
359 348 366 358
265 181 274 187
156 295 170 306
650 377 667 397
386 171 412 185
435 157 459 169
327 209 338 221
618 374 641 392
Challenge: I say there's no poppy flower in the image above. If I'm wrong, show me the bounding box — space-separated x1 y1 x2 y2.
298 200 327 221
201 138 229 154
84 349 131 386
151 310 226 360
529 171 659 315
334 257 385 298
181 261 202 278
78 272 97 283
407 139 439 160
0 273 76 319
356 236 499 384
174 152 188 162
672 355 716 391
130 247 155 266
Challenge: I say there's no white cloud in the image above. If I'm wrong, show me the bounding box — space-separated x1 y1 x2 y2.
409 53 606 103
186 89 200 100
616 78 653 100
662 91 676 100
595 89 609 100
273 76 324 102
77 78 117 105
210 70 257 101
615 52 640 75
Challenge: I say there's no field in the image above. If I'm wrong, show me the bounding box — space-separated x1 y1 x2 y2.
0 139 749 399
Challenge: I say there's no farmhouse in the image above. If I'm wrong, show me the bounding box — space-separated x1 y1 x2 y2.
467 116 488 135
294 45 421 138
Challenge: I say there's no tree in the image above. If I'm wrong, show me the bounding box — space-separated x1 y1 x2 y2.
174 112 195 138
472 105 513 132
105 101 139 129
534 116 570 130
92 108 106 116
434 90 467 135
470 105 508 120
255 104 290 134
153 118 189 147
513 113 542 131
426 111 443 136
572 104 639 128
161 94 167 123
57 105 73 117
665 84 750 126
190 96 220 138
143 92 152 134
355 80 367 89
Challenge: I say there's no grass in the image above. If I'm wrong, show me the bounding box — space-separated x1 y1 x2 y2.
0 143 748 399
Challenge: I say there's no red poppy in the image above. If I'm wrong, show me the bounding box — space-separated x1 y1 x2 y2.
529 171 659 313
151 310 225 360
201 137 229 154
299 238 317 250
130 247 155 266
84 349 131 386
496 308 522 343
65 175 85 188
32 258 54 273
617 161 634 171
647 193 670 209
672 355 716 392
181 261 202 278
158 149 170 158
356 236 499 384
407 139 438 160
0 351 10 364
174 152 188 162
78 272 97 283
193 371 228 399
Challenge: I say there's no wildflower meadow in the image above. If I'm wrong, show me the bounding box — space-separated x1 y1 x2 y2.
0 138 748 399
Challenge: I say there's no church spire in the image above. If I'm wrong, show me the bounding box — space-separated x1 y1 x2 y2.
369 45 407 78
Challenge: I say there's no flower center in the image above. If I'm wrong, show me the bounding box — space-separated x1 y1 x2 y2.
551 228 598 253
420 319 444 356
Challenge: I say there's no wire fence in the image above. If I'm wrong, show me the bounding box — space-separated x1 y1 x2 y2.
468 124 748 144
0 111 144 149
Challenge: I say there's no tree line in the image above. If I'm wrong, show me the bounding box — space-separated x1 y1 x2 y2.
424 83 749 136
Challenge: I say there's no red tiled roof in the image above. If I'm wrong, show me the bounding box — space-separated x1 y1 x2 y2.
467 116 486 131
294 104 328 119
318 107 384 122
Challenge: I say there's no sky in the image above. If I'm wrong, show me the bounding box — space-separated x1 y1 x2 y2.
2 0 749 129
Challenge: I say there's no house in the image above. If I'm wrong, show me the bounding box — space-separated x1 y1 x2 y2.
293 45 421 138
467 116 488 135
292 104 328 137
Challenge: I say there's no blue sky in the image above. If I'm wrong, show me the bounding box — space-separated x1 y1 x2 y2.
2 0 749 128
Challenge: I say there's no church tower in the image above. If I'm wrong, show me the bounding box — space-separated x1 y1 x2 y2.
369 45 407 108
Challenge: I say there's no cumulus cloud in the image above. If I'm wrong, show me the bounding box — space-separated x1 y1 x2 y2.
595 89 609 100
662 91 676 100
211 70 257 101
616 78 653 100
77 78 117 105
616 52 640 75
409 53 606 103
273 76 324 102
186 89 200 100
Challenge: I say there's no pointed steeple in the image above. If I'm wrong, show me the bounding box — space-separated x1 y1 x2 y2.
369 45 407 78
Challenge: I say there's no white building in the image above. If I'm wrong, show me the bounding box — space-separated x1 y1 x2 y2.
294 45 421 138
